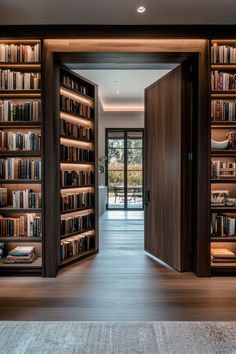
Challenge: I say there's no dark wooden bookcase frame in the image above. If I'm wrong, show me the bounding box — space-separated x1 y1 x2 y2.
0 39 43 275
210 39 236 274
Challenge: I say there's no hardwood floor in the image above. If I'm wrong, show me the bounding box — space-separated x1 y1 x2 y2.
0 210 236 321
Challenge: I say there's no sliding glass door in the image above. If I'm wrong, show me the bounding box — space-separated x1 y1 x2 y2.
106 129 144 210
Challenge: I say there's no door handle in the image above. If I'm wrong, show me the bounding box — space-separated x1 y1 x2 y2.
144 190 150 206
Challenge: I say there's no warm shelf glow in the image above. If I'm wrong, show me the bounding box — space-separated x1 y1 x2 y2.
60 162 94 171
60 137 94 149
60 87 94 107
60 186 94 195
60 208 94 219
60 111 94 127
0 63 41 70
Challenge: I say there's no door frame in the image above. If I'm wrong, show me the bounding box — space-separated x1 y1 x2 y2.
105 128 144 211
42 39 209 277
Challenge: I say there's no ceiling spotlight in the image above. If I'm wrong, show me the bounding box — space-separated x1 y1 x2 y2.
116 90 120 94
113 80 117 83
137 6 146 13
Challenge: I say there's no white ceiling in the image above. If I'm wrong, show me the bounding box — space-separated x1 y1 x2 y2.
74 69 173 112
0 0 236 24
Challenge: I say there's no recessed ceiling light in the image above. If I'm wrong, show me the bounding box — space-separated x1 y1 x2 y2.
113 80 117 83
137 6 146 13
116 90 120 94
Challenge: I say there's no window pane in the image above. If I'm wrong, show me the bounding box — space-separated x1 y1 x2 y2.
108 139 124 149
127 171 143 209
108 170 124 208
108 149 124 170
127 148 142 169
127 139 143 149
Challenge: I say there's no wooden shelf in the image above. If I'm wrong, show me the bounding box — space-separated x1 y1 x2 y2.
60 136 94 144
60 184 94 190
0 237 42 242
60 227 95 240
0 256 42 268
211 179 236 183
60 249 97 267
61 206 94 215
60 84 94 102
60 161 94 165
0 207 41 213
211 92 236 98
211 64 236 70
0 122 41 128
0 151 41 157
211 150 236 156
211 122 236 128
0 179 41 184
211 261 236 269
60 110 94 123
211 237 236 242
211 206 236 212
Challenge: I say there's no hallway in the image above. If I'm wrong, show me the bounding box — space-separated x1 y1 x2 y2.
0 211 236 320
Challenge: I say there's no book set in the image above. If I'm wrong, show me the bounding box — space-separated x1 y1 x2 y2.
0 131 41 151
61 118 94 140
0 187 41 209
0 158 41 180
211 40 236 271
60 191 94 212
0 70 40 90
60 145 94 163
60 233 95 261
61 212 94 236
0 100 41 122
0 44 40 63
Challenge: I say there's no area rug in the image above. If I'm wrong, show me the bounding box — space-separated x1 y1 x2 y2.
0 321 235 354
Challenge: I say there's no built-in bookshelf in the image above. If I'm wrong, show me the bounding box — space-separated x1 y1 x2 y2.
58 66 98 267
0 40 42 274
210 39 236 272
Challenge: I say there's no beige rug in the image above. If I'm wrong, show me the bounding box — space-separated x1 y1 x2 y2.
0 321 235 354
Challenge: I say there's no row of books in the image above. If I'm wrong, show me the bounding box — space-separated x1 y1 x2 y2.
61 96 94 120
0 158 41 180
61 74 91 97
61 191 94 211
61 119 94 141
60 145 93 163
0 188 41 209
0 131 41 151
211 43 236 64
211 248 236 263
0 44 40 63
0 214 41 237
60 234 95 261
0 100 41 122
0 70 40 90
211 71 236 91
61 212 94 236
61 170 94 188
211 160 236 179
211 100 236 121
211 213 236 237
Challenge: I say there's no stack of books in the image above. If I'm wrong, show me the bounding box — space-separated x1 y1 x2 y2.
211 248 236 263
3 246 37 264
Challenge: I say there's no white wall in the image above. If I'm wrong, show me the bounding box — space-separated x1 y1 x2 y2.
98 111 144 185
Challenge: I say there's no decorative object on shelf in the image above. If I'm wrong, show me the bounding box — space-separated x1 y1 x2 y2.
211 190 229 206
211 138 228 150
226 131 236 149
225 198 236 207
98 155 107 174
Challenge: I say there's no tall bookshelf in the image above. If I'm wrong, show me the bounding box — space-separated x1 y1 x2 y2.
58 66 98 268
210 39 236 273
0 40 42 274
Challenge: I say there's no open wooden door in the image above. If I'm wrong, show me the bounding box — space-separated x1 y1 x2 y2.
144 63 193 272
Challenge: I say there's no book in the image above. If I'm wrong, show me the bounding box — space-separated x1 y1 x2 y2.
0 70 40 90
0 43 40 63
61 212 95 236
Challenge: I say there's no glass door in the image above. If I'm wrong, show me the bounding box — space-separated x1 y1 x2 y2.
106 129 144 210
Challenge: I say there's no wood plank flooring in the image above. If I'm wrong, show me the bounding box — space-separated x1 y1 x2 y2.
0 210 236 321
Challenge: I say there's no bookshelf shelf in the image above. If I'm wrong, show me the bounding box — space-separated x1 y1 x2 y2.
211 261 236 269
211 150 236 156
60 84 95 102
211 179 236 183
60 161 94 165
60 110 94 124
61 206 94 215
0 179 41 184
60 184 94 190
211 206 236 212
0 208 41 213
211 237 236 242
0 122 41 128
211 64 236 70
0 237 42 242
211 122 236 128
60 227 95 240
60 136 94 144
0 39 43 275
60 249 97 267
0 151 41 157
